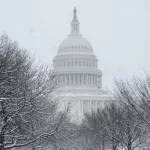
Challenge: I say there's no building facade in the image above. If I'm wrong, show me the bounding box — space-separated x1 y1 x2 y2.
53 8 112 121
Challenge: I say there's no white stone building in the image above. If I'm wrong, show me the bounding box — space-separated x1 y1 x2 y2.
53 8 113 121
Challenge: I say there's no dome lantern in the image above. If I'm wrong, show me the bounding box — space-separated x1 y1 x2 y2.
71 7 80 34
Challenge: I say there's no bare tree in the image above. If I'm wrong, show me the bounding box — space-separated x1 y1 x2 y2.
80 112 108 150
113 76 150 149
101 103 121 150
0 35 69 150
114 76 150 130
80 101 147 150
114 104 147 150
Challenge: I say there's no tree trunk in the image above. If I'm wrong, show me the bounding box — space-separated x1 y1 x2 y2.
127 140 132 150
0 145 4 150
0 101 6 150
101 138 105 150
32 145 36 150
112 142 117 150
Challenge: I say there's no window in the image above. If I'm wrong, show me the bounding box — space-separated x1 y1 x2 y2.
86 61 88 66
79 61 81 66
75 61 77 66
89 62 91 67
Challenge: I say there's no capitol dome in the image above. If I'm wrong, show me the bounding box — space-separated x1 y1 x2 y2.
53 8 112 121
53 7 102 89
58 34 94 54
57 8 94 55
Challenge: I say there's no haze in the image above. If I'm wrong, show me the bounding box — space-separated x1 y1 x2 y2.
0 0 150 89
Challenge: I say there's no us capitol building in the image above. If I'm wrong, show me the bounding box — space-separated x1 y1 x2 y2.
53 8 112 120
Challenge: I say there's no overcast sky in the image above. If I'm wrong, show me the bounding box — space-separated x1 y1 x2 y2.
0 0 150 89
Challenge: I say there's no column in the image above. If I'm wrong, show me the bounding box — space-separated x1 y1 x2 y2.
87 74 89 85
62 74 65 85
64 74 66 85
75 74 77 85
78 74 80 85
93 75 95 85
69 74 71 85
89 74 91 85
93 74 95 86
95 75 97 86
73 74 75 85
80 100 82 114
67 74 69 85
81 74 83 85
84 74 86 85
83 74 85 85
91 74 94 85
71 74 72 85
98 75 100 88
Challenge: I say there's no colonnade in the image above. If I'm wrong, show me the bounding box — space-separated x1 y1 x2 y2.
79 100 105 114
57 73 101 87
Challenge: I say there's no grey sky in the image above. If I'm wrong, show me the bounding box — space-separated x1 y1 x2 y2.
0 0 150 89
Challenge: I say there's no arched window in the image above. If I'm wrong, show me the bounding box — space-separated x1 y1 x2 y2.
68 61 70 66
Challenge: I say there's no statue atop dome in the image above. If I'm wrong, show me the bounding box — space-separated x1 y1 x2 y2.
73 7 77 20
71 7 80 34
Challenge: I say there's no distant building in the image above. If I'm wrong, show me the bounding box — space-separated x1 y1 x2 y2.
53 8 113 121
